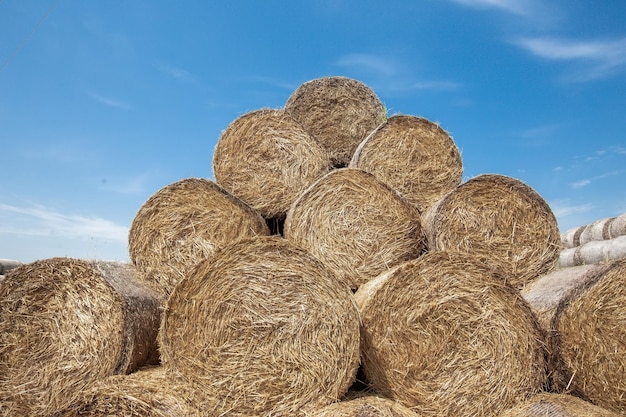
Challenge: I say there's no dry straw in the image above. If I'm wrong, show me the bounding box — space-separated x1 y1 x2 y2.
524 258 626 414
159 235 361 417
284 168 426 290
354 251 547 417
350 114 463 214
50 367 206 417
212 108 332 219
500 393 622 417
128 177 270 295
285 76 387 167
558 235 626 267
306 394 424 417
0 258 161 417
422 173 560 289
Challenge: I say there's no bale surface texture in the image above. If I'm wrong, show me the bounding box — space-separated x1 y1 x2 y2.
354 251 547 417
213 108 331 219
159 235 361 417
0 258 161 417
306 394 423 417
128 177 270 295
285 76 387 167
422 173 560 289
499 393 622 417
350 114 462 214
284 168 426 290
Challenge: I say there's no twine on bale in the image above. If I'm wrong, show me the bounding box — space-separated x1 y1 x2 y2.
128 177 270 296
284 168 426 290
306 394 424 417
499 393 622 417
285 76 387 167
0 258 162 417
558 235 626 267
212 108 332 220
159 235 361 417
422 173 560 289
350 114 463 214
354 251 547 417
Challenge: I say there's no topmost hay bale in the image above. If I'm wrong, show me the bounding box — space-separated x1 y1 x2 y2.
212 108 332 219
159 235 361 417
560 212 626 249
128 177 270 295
285 76 387 167
0 258 161 417
284 168 426 290
350 114 463 214
422 173 560 289
500 393 622 417
307 394 424 417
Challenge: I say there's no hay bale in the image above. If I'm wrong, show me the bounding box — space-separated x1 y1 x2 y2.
354 251 547 417
128 177 270 295
558 235 626 267
159 235 361 416
0 258 162 417
500 393 622 417
578 217 615 246
422 173 560 289
0 259 22 275
560 225 586 249
212 108 332 219
285 76 387 167
607 212 626 238
307 394 424 417
283 168 426 290
349 114 463 214
522 259 626 414
50 367 206 417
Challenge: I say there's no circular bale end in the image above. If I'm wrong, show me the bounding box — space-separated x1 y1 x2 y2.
0 258 162 417
500 393 622 417
284 168 426 290
285 76 387 167
355 251 547 417
422 173 560 289
159 235 361 416
350 114 463 214
128 177 270 295
308 394 424 417
212 108 332 219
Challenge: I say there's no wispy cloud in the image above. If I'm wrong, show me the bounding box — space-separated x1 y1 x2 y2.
448 0 535 16
335 53 398 77
569 170 622 189
513 36 626 81
99 172 153 195
409 80 461 91
88 92 132 110
158 64 195 82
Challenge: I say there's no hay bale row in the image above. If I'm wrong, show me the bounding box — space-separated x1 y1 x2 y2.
559 234 626 267
561 212 626 249
0 258 161 417
500 393 623 417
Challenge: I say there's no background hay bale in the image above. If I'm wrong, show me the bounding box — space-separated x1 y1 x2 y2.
159 235 361 416
128 177 270 296
50 367 206 417
0 259 22 276
422 173 560 289
307 394 424 417
558 235 626 267
0 258 161 417
284 168 426 290
499 393 622 417
561 225 586 249
349 114 463 214
578 217 615 246
212 108 332 219
354 251 547 417
285 76 387 167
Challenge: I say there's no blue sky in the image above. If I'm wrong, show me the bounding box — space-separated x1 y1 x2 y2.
1 0 625 263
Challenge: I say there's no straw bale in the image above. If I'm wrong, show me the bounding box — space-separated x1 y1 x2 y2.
128 177 270 295
578 217 614 246
422 173 560 289
50 367 207 417
607 212 626 238
349 114 463 214
355 251 547 417
500 393 622 417
560 225 586 249
306 394 424 417
212 108 332 219
284 168 426 290
159 235 361 417
558 235 626 267
0 258 162 417
0 258 22 275
285 76 387 167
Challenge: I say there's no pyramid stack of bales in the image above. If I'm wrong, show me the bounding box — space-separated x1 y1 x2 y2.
2 76 624 416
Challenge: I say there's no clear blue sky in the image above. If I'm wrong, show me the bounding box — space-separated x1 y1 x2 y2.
1 0 625 263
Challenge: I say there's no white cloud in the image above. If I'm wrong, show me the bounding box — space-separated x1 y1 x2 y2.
549 200 594 218
158 64 195 82
87 92 133 110
335 53 398 76
410 80 461 91
448 0 535 16
570 179 591 189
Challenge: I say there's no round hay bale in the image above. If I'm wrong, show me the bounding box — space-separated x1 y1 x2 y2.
607 212 626 239
285 76 387 167
561 225 586 249
578 217 615 246
0 258 162 417
283 168 426 290
422 173 560 289
0 259 22 275
354 251 547 417
499 393 622 417
349 114 463 214
50 367 206 417
128 177 270 296
212 108 332 219
308 394 424 417
159 235 361 416
558 235 626 268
